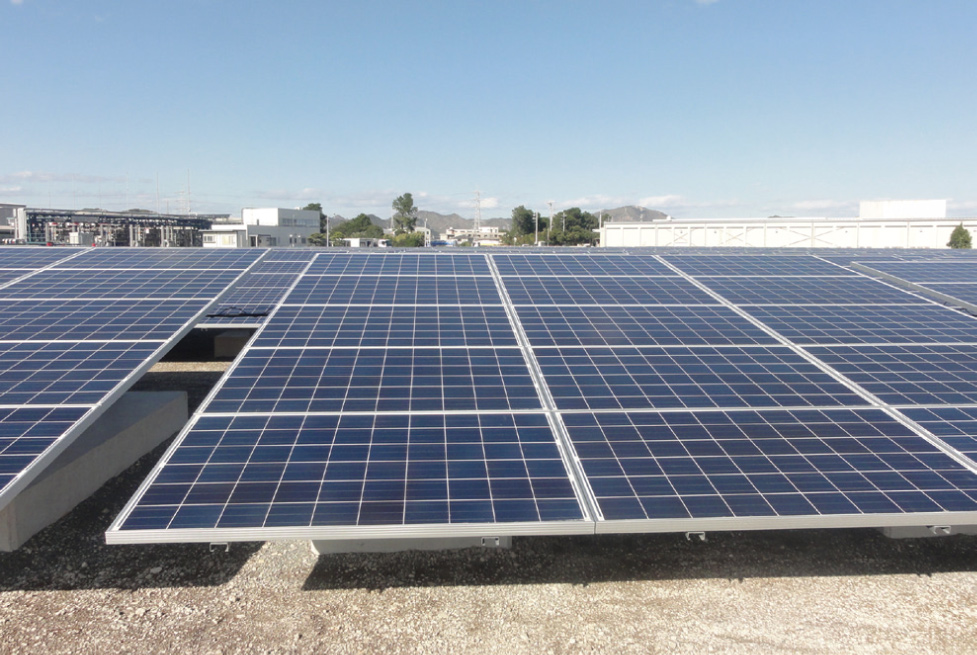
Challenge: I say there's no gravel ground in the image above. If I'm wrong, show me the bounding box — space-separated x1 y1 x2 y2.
2 362 977 654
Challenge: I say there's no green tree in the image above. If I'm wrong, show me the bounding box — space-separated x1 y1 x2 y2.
549 207 598 246
392 193 418 235
307 232 329 247
948 224 972 249
390 231 426 247
510 205 537 236
302 202 329 233
330 213 385 244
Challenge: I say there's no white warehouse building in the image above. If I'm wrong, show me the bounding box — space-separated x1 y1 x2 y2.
599 200 976 249
202 207 320 248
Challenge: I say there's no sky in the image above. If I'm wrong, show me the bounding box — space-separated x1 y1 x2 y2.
1 0 975 220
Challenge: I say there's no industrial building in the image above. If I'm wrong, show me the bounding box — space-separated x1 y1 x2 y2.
599 200 976 249
5 206 226 247
201 207 320 248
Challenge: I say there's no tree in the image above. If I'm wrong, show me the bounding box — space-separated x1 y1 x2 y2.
392 193 418 235
330 213 385 245
549 207 598 246
948 224 972 249
510 205 536 236
307 232 329 247
390 231 425 247
301 202 329 233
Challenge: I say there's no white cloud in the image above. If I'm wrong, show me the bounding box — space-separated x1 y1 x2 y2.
10 0 25 5
0 170 126 184
638 194 686 208
0 185 23 195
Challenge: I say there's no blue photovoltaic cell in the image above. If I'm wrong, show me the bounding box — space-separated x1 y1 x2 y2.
535 346 868 410
515 305 778 347
0 406 92 491
116 412 584 531
807 344 977 406
742 305 977 345
861 262 977 284
254 305 518 348
0 248 83 268
921 284 977 306
1 269 243 300
306 253 491 276
211 273 297 307
494 254 675 277
202 271 305 323
902 407 977 460
246 261 310 274
0 299 209 340
209 347 542 413
285 275 502 305
697 276 927 305
0 270 30 286
502 276 716 305
0 341 160 405
564 409 977 522
665 255 853 277
51 248 263 269
260 250 319 262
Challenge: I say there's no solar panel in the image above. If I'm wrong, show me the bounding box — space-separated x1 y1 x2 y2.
697 276 928 305
51 248 262 269
902 407 977 460
0 247 266 511
515 305 778 347
494 254 674 276
0 248 84 268
285 275 503 305
254 305 519 348
665 255 854 277
306 253 492 276
741 304 977 346
920 284 977 306
502 276 716 306
535 346 868 411
807 344 977 406
0 270 31 286
113 413 586 535
0 341 160 405
565 408 977 528
108 248 977 545
0 406 92 491
857 262 977 284
260 249 320 262
0 299 210 341
2 269 243 300
208 347 543 414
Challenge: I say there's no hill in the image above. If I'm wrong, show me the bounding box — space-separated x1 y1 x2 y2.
595 206 671 222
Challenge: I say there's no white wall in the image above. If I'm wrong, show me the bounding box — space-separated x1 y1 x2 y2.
240 207 320 246
601 218 977 249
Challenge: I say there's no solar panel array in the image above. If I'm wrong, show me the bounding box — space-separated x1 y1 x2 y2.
109 252 977 542
0 247 264 511
853 260 977 312
98 249 977 544
110 253 593 542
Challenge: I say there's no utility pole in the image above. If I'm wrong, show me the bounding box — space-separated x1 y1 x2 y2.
473 190 482 246
534 211 539 245
187 170 192 214
547 201 553 246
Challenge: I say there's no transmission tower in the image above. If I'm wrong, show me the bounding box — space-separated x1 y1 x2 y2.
473 190 482 243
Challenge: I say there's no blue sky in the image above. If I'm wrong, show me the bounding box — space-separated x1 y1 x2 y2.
2 0 975 219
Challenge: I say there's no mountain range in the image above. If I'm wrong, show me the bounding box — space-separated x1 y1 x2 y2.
325 205 669 237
